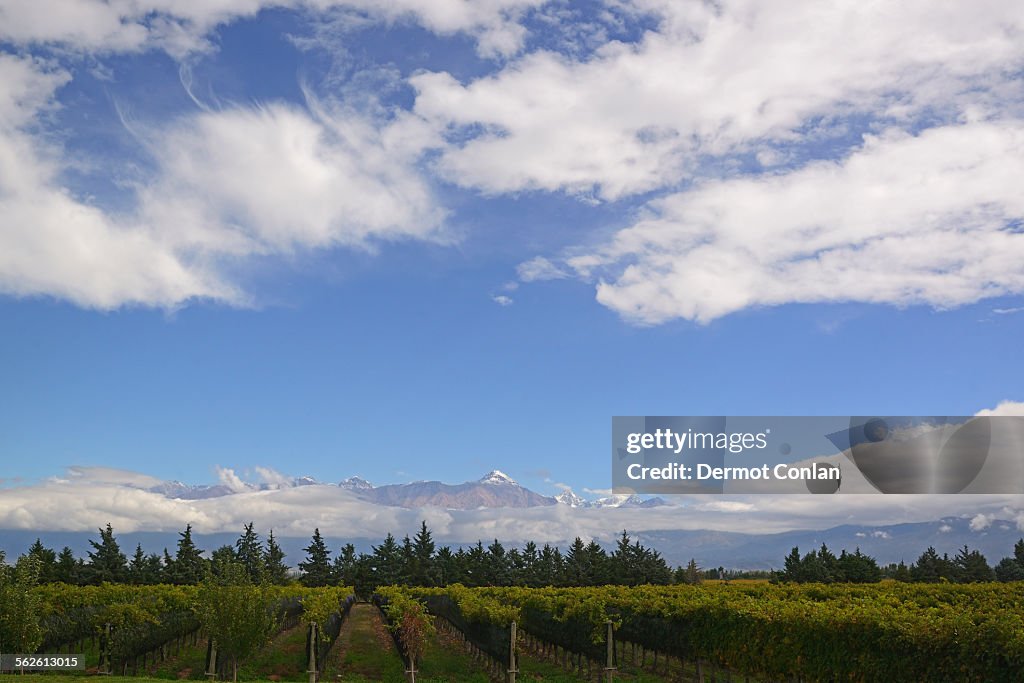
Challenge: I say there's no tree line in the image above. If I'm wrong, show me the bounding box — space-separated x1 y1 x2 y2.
8 521 1024 590
774 540 1024 583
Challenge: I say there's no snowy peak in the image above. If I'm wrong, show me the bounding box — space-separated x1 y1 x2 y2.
292 476 320 487
479 470 518 486
339 476 374 491
555 489 586 507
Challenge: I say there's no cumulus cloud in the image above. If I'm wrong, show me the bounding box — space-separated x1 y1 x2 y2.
976 401 1024 417
215 467 253 493
567 122 1024 323
411 1 1024 199
970 513 994 531
2 466 1024 542
491 294 514 306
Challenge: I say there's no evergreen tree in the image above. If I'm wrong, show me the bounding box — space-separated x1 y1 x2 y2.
264 531 289 585
25 539 57 583
128 544 149 584
585 541 610 585
837 548 881 583
332 543 358 587
409 521 437 587
954 545 994 583
235 522 265 582
86 523 127 584
910 546 943 583
171 524 206 585
486 539 511 586
463 541 488 587
995 556 1024 582
299 528 332 587
434 546 458 586
145 552 164 584
372 533 404 587
211 545 238 578
54 547 81 585
780 546 803 582
684 557 700 585
563 537 591 586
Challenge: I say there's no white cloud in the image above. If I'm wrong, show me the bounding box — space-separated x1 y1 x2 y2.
0 0 546 58
2 466 1024 541
517 256 569 282
215 466 252 493
491 294 514 306
870 530 891 539
970 513 994 531
976 401 1024 417
0 54 446 309
939 524 953 533
254 467 293 489
993 307 1024 315
566 122 1024 323
411 1 1024 199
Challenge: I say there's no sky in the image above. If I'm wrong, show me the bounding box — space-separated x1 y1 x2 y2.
1 1 1024 538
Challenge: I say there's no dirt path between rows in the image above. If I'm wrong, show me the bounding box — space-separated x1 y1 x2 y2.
326 602 404 680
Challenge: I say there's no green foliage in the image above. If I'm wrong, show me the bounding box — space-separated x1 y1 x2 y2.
301 585 350 642
169 524 206 585
0 551 44 653
194 560 280 680
299 528 332 587
86 523 127 584
264 530 289 585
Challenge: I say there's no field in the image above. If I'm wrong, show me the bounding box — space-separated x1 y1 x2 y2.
5 581 1023 682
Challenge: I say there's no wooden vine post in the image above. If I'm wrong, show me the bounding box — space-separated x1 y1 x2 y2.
205 638 217 680
307 621 318 683
508 621 519 683
604 620 616 683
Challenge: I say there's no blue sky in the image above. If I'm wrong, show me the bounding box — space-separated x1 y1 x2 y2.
1 1 1024 528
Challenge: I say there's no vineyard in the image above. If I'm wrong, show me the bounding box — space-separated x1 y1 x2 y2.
5 581 1022 682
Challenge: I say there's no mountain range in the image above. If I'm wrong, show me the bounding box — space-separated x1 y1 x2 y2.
144 469 668 510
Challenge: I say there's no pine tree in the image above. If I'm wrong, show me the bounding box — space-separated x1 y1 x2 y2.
86 523 127 584
264 531 289 585
235 522 265 582
781 546 803 582
299 528 332 587
25 539 57 583
995 557 1024 581
410 521 437 587
54 547 81 585
332 543 358 587
128 544 148 585
171 524 206 584
371 533 404 587
911 547 944 582
954 545 994 583
681 558 702 585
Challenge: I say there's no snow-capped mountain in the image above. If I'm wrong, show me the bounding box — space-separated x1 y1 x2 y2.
339 476 374 491
357 471 556 509
143 470 667 510
479 470 516 485
555 489 587 507
147 480 236 500
588 494 669 508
